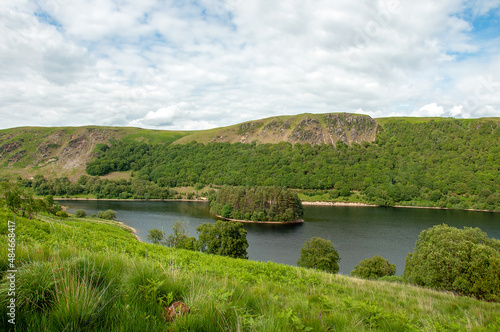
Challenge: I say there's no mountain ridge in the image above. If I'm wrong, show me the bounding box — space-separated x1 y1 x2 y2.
1 113 499 180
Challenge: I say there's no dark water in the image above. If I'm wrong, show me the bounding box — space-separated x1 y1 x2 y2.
60 200 500 275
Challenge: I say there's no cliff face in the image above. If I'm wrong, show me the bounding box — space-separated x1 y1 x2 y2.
177 113 378 146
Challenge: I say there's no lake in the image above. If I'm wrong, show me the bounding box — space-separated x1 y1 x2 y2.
60 200 500 275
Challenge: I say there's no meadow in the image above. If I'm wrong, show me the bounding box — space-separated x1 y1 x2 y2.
1 208 500 331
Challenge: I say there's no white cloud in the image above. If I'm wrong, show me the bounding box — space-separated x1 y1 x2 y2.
0 0 499 130
417 103 446 117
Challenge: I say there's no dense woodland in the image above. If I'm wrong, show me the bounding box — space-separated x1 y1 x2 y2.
210 186 304 222
12 119 500 211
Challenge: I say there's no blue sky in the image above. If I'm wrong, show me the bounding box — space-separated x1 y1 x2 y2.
0 0 499 130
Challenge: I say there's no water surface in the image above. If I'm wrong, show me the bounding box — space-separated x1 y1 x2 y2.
61 200 500 275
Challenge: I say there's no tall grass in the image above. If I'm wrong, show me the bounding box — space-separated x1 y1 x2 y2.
1 210 500 331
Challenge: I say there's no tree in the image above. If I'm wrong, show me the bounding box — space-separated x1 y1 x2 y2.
404 224 500 301
196 220 248 259
147 228 165 244
1 182 22 214
165 221 196 250
297 237 340 273
351 255 396 279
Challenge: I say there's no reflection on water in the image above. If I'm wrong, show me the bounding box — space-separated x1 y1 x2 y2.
60 200 500 275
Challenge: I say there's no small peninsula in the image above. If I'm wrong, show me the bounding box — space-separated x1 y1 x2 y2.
210 186 304 223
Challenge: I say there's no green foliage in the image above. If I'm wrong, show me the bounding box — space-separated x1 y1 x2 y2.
0 205 499 331
96 209 116 220
147 228 165 244
196 220 249 259
0 181 58 218
0 181 23 213
351 255 396 280
405 224 500 301
297 237 340 273
165 221 197 250
56 210 69 219
75 209 87 218
210 186 304 222
74 118 500 211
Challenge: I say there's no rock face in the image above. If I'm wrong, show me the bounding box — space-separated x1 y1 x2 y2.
0 127 120 172
192 113 378 146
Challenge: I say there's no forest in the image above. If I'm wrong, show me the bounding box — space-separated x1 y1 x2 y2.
10 118 499 211
81 118 499 211
210 186 304 222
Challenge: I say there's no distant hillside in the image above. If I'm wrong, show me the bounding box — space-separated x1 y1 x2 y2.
0 126 189 179
176 113 378 146
1 114 499 198
0 113 378 179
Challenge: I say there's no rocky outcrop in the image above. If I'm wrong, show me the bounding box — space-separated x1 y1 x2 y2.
187 113 378 146
0 127 120 170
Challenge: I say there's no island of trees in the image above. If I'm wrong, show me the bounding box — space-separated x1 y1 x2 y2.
209 186 304 222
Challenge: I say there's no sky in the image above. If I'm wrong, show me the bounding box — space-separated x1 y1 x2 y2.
1 0 499 130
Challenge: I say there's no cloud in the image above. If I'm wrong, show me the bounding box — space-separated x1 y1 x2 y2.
0 0 499 130
417 103 446 117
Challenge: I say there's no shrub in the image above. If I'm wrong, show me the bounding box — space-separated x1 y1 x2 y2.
75 209 87 218
56 211 69 219
404 224 500 301
297 237 340 273
351 255 396 279
96 210 116 220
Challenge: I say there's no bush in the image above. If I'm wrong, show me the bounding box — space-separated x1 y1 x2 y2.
75 209 87 218
96 210 116 220
351 255 396 279
404 224 500 301
56 211 69 219
297 237 340 273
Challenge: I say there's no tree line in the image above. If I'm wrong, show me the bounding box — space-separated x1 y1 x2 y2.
82 119 499 211
209 186 304 222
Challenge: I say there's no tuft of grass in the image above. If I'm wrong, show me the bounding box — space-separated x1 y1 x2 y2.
49 266 114 331
1 208 500 331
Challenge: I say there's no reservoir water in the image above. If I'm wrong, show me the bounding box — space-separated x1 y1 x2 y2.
60 200 500 275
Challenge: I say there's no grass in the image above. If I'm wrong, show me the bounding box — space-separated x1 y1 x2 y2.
1 208 500 331
0 126 192 181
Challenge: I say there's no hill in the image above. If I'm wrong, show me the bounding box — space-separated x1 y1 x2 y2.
0 113 377 179
1 207 500 331
176 112 378 145
1 114 499 211
0 126 190 180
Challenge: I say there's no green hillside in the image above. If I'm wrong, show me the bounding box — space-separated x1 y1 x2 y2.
1 207 500 331
1 114 499 211
175 112 378 146
0 126 190 180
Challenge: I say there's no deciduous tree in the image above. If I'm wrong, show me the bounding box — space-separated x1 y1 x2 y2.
297 237 340 273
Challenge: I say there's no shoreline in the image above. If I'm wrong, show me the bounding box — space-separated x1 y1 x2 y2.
54 197 208 202
117 221 140 241
301 201 378 207
54 197 498 213
213 214 304 224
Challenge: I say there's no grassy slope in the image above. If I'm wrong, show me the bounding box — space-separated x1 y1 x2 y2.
0 126 191 181
1 208 499 331
175 112 376 145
